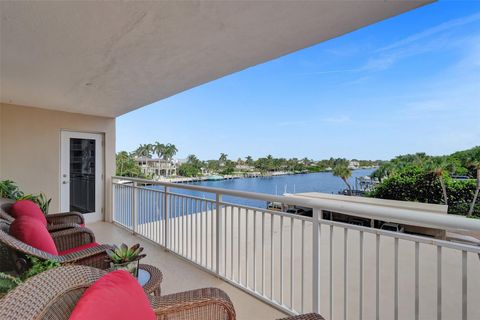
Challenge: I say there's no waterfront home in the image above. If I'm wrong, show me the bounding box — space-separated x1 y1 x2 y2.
136 156 178 178
1 1 479 319
348 161 360 170
235 164 256 172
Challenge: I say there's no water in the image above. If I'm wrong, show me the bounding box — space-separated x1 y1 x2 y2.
171 168 376 209
115 168 376 226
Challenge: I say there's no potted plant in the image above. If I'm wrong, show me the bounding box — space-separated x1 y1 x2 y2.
106 243 146 277
0 179 52 214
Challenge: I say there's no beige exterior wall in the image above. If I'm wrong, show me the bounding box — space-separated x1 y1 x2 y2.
0 103 115 221
0 104 3 177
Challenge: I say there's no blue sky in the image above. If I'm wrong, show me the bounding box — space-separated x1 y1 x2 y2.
117 2 480 161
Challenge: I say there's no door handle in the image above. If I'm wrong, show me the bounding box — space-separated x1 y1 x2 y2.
62 181 69 184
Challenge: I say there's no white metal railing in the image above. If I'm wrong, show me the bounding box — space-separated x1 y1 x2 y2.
112 176 480 320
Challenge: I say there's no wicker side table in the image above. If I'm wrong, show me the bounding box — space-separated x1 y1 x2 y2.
137 264 163 296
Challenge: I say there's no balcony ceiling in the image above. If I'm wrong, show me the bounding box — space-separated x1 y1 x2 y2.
0 1 432 117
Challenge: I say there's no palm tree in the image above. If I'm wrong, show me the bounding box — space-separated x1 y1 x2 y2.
133 144 153 158
116 151 128 175
433 167 448 205
255 157 268 173
371 161 394 183
219 153 228 166
162 143 178 161
332 162 352 195
187 154 196 162
245 156 253 166
427 160 453 206
187 154 200 165
412 152 429 167
265 155 274 171
153 142 165 159
116 151 142 177
207 160 219 173
468 161 480 217
146 143 154 156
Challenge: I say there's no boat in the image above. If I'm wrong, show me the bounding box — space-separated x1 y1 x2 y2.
206 175 224 181
266 201 285 211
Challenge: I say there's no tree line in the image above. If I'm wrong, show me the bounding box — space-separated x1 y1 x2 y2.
116 142 380 178
116 142 479 216
116 142 178 178
131 142 178 161
366 146 480 217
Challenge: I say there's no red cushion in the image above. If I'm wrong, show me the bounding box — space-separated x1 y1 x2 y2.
59 242 99 256
9 218 58 255
10 200 47 226
69 270 156 320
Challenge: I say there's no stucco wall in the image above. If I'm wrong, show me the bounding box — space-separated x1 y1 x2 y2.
0 104 3 177
0 103 115 221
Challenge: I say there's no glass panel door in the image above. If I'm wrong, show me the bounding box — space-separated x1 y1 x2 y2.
69 138 96 213
61 131 104 222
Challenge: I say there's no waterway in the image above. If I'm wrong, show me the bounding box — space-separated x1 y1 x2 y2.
116 168 376 225
172 168 376 209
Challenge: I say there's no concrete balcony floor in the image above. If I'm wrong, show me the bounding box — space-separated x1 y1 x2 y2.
89 221 287 320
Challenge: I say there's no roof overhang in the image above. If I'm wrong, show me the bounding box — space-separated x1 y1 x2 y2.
0 1 433 117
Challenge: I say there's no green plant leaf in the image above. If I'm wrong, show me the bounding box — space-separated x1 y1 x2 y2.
108 243 145 263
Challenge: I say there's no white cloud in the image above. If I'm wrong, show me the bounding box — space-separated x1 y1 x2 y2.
377 12 480 52
304 11 480 75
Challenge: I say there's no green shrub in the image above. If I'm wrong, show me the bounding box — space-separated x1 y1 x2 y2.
0 180 23 199
22 256 60 279
0 180 52 214
178 163 201 177
116 151 145 177
0 273 22 296
368 166 479 217
0 256 60 296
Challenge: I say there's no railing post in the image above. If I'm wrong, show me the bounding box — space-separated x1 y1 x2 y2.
132 182 138 234
110 180 115 223
164 186 170 249
216 193 222 275
312 208 321 314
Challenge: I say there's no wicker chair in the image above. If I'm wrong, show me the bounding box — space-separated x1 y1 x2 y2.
0 219 111 272
0 265 236 320
0 197 84 231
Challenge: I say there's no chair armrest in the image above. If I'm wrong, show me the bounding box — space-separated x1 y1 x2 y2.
46 211 84 225
150 287 236 320
46 223 79 233
51 227 96 252
0 266 107 319
59 244 113 270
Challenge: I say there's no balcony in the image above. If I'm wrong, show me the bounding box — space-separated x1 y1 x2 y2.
2 2 473 319
110 176 480 320
88 221 286 320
